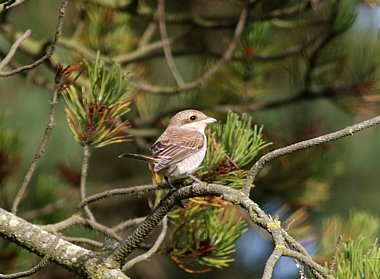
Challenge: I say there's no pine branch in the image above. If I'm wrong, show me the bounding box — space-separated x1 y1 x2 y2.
79 144 95 221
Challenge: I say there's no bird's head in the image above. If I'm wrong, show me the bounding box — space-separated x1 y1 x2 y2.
168 109 217 132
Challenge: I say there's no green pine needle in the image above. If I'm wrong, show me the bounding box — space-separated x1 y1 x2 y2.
63 53 131 148
336 237 380 278
170 205 247 273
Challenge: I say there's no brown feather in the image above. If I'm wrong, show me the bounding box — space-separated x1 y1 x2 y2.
151 128 204 172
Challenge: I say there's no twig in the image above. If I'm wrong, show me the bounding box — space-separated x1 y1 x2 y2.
128 4 248 94
138 22 157 47
0 0 26 12
11 66 63 215
0 0 68 77
61 236 103 249
122 216 168 271
77 183 167 210
79 144 96 221
112 217 146 233
157 0 185 86
214 84 365 114
43 214 84 232
22 191 76 219
0 255 50 279
329 235 343 275
262 248 282 279
242 114 380 194
0 29 31 71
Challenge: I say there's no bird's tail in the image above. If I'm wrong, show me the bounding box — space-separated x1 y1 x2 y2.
118 153 157 162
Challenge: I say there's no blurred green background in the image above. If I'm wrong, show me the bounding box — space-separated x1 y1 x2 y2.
1 0 380 278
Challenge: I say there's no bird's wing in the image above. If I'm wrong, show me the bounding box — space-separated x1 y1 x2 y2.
151 128 205 172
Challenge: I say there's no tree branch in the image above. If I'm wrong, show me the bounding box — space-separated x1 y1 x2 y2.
0 208 129 278
11 65 64 214
104 183 329 278
157 0 185 86
0 0 68 77
0 255 49 279
0 29 31 71
122 216 168 271
128 3 248 94
242 114 380 194
77 183 168 210
79 144 96 221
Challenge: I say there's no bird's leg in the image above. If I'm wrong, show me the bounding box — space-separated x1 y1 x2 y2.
164 176 176 192
188 174 203 190
164 176 185 208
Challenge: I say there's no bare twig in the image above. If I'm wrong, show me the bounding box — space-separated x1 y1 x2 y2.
77 183 167 210
157 0 185 86
138 22 157 47
122 216 168 271
0 255 50 279
79 144 96 221
112 217 146 233
329 235 343 275
61 236 103 249
11 67 64 215
22 191 76 219
128 4 248 94
242 114 380 194
0 0 26 12
0 0 68 77
0 29 31 71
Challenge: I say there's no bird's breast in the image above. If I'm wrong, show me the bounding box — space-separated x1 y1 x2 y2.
166 143 207 178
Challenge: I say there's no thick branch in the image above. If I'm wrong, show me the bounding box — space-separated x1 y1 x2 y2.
0 208 129 278
104 183 328 278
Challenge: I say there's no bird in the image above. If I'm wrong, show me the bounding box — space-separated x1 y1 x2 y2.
119 109 217 190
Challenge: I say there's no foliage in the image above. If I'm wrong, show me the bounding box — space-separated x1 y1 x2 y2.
336 237 380 278
200 111 271 189
169 202 247 273
318 210 380 257
62 53 131 148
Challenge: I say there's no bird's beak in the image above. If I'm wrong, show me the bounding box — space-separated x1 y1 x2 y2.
203 117 217 124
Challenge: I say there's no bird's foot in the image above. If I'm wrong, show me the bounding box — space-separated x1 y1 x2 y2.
164 176 185 208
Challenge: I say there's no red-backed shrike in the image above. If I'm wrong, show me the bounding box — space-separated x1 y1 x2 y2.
119 109 216 189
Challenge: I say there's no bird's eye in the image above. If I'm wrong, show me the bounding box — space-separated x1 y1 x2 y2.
190 115 196 121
